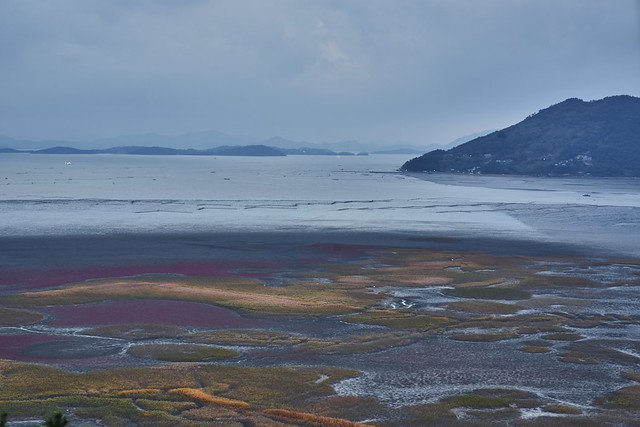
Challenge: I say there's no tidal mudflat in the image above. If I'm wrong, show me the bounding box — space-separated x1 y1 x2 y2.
2 233 640 425
2 154 639 424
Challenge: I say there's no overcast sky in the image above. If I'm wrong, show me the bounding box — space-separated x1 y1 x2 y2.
1 0 639 146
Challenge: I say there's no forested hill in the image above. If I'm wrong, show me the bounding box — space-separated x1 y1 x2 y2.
402 95 640 176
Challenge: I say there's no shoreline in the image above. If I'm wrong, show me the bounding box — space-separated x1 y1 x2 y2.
0 230 628 296
0 229 623 268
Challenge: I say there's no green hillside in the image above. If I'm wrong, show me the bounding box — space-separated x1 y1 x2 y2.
402 95 640 176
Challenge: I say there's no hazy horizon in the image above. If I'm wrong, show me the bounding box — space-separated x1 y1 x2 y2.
0 125 496 152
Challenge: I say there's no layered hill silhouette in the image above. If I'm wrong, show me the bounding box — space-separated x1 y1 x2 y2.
402 95 640 176
23 144 286 156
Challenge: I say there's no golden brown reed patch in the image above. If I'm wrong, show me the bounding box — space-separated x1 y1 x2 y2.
7 278 361 316
168 388 250 409
263 408 373 426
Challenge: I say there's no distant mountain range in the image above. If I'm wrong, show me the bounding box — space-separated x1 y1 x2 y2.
0 130 490 157
0 144 381 157
0 132 427 155
402 95 640 177
24 145 288 157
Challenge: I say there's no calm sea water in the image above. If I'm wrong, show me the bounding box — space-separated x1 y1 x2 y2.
1 153 639 257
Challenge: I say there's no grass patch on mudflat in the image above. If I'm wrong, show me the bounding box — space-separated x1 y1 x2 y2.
303 395 389 423
520 345 552 353
451 277 507 288
441 389 541 409
622 371 640 382
0 396 144 422
180 406 241 422
2 277 362 317
341 310 450 329
441 394 512 408
298 331 418 354
127 344 239 362
263 408 373 426
190 365 360 409
542 332 583 341
406 389 545 424
186 328 419 354
168 387 250 409
447 300 522 314
360 272 454 288
83 324 186 340
559 351 599 364
0 307 44 326
519 296 590 310
520 274 601 289
544 403 582 414
448 314 566 336
402 402 458 425
183 329 303 346
450 332 518 342
0 360 361 425
134 398 197 413
443 286 531 300
117 388 161 397
559 340 640 366
594 385 640 409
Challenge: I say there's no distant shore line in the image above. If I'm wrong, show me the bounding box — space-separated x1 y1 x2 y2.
0 145 423 157
0 230 623 272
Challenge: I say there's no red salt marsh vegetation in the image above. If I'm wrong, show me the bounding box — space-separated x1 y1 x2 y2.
0 259 286 293
42 299 261 328
2 238 640 425
0 334 68 361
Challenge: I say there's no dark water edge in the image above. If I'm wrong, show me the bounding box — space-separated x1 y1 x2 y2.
1 229 631 297
0 229 626 276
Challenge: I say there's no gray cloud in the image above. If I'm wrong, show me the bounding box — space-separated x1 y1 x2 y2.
0 0 638 145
